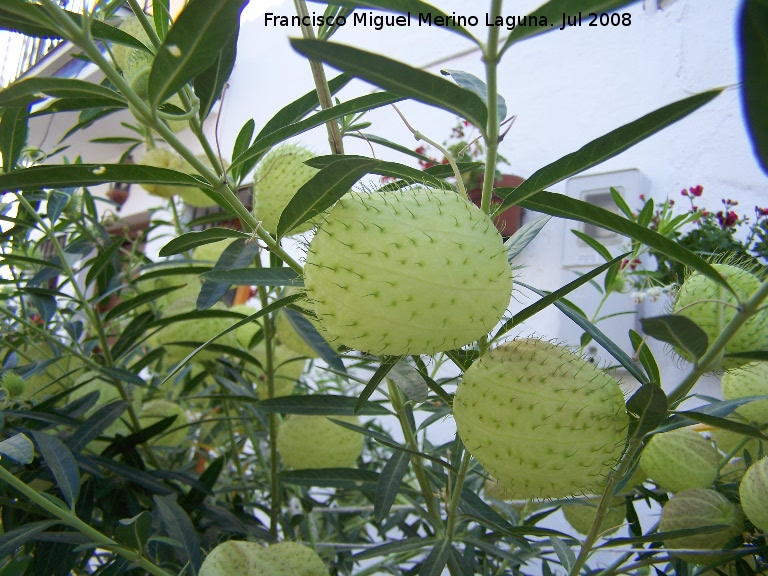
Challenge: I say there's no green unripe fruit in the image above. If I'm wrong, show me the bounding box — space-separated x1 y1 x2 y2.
111 17 153 72
721 363 768 424
278 415 362 469
660 488 743 564
253 144 320 234
139 400 188 447
673 264 768 369
125 49 153 98
453 339 629 499
138 148 188 199
719 458 747 484
739 457 768 531
562 497 625 536
1 372 25 397
640 428 719 492
305 188 512 355
199 541 327 576
177 155 228 207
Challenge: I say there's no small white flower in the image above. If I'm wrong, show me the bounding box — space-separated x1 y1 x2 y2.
647 286 663 302
631 291 646 304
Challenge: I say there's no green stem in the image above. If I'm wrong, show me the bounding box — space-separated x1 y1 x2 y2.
0 465 173 576
387 380 444 534
445 450 471 539
568 437 644 576
292 0 345 155
481 0 503 216
668 276 768 406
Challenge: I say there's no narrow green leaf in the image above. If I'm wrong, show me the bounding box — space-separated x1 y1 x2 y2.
200 267 303 287
504 215 551 262
283 308 346 375
0 433 34 464
0 106 30 172
496 90 722 208
253 394 390 416
277 157 379 237
675 410 768 441
495 254 629 342
641 315 709 361
158 228 249 257
352 538 434 561
257 73 352 141
356 356 403 414
0 164 205 191
0 520 59 559
500 0 641 54
441 68 507 121
550 536 576 574
103 286 179 323
148 0 249 106
611 186 634 220
571 229 613 262
519 281 650 383
0 77 125 108
375 451 411 522
84 239 123 290
68 401 128 453
290 39 488 131
626 383 668 439
629 329 660 384
152 494 201 572
420 539 451 576
194 23 238 120
280 468 381 491
115 511 152 551
512 191 733 293
740 0 768 174
388 361 429 403
31 431 80 509
305 155 447 188
231 92 402 171
197 239 260 309
347 132 435 162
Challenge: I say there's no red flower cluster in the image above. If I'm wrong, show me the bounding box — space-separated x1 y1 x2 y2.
681 185 703 197
620 258 642 271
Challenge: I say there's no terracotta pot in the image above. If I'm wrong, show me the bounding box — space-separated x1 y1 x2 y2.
467 174 524 238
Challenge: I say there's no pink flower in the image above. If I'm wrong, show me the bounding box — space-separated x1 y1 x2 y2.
689 185 703 197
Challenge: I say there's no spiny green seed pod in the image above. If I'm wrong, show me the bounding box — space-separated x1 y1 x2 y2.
147 301 237 365
673 264 768 369
278 415 362 469
562 497 625 537
138 148 188 199
139 399 188 447
124 48 153 98
305 187 512 355
254 344 302 398
253 144 320 235
739 457 768 532
111 16 154 72
660 488 743 564
721 363 768 424
453 339 629 499
1 371 25 397
640 428 719 492
199 541 327 576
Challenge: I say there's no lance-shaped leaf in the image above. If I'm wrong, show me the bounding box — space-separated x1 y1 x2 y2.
0 106 30 172
0 164 206 191
153 494 201 572
276 157 380 237
253 394 390 416
441 69 507 121
626 383 668 439
0 78 125 108
31 431 80 509
148 0 249 107
196 239 260 310
194 24 239 120
231 92 402 171
201 267 303 287
496 89 722 209
740 0 768 175
291 39 488 131
375 451 411 522
500 0 641 54
283 307 346 375
514 191 733 294
159 228 250 257
306 155 447 188
641 315 709 362
0 433 34 464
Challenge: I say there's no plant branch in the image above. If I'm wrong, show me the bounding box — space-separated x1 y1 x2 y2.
480 0 504 216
